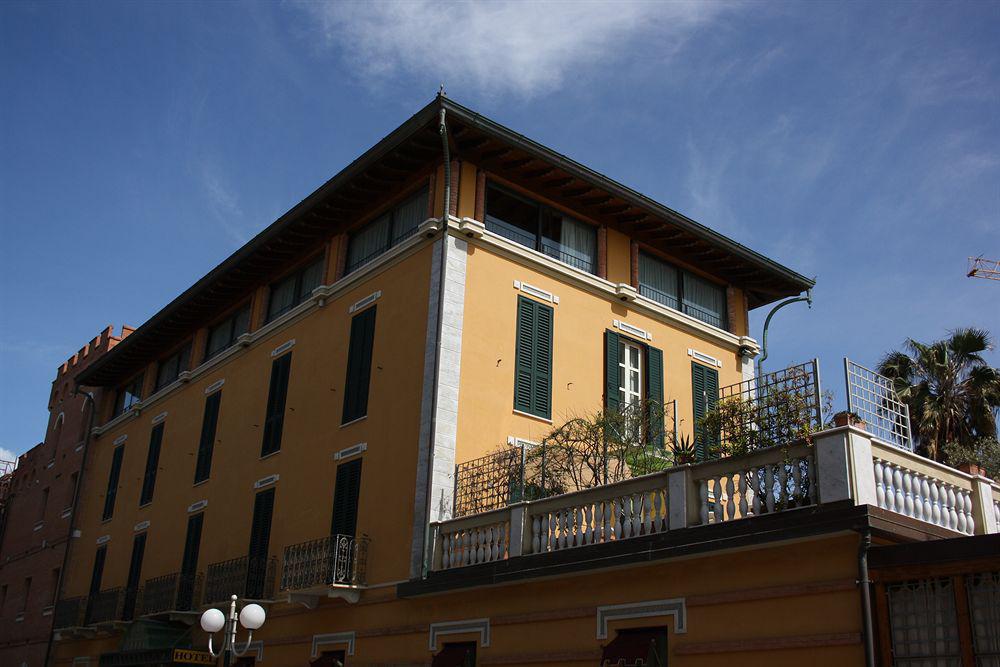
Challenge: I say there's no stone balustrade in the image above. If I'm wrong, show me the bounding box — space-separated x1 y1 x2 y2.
429 426 1000 572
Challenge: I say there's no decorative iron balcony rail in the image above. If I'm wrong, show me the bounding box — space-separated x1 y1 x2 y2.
140 572 203 615
86 587 124 624
280 534 370 592
204 556 276 603
53 596 86 629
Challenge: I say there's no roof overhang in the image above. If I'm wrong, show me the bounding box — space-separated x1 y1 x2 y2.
78 96 813 387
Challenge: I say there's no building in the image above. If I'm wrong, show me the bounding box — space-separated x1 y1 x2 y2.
49 96 999 666
0 326 128 667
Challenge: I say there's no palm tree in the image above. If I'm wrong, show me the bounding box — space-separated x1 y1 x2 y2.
878 328 1000 463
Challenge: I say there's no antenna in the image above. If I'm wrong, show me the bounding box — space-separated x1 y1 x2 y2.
967 256 1000 281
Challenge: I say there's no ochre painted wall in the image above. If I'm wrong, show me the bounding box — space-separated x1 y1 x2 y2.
54 534 864 666
62 245 434 603
455 242 745 464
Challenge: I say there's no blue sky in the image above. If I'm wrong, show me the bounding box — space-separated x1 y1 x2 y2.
1 0 998 459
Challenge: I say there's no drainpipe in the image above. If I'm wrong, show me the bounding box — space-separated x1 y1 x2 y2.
421 97 451 577
857 529 876 667
757 288 812 377
44 387 97 667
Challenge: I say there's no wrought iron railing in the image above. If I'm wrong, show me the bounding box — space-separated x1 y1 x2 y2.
454 402 677 517
845 358 913 451
280 534 370 592
54 596 87 629
139 572 203 615
204 556 276 603
86 587 124 624
708 360 824 456
539 240 595 274
485 216 537 249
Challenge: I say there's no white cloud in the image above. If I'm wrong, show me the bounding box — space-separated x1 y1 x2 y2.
198 158 250 246
0 447 18 467
296 0 737 97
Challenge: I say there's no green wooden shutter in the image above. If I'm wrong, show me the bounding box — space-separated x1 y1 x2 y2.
514 297 553 419
139 423 164 506
123 532 146 620
514 297 536 414
342 306 377 424
178 513 204 610
85 545 107 623
102 445 125 521
261 353 292 456
194 392 221 483
330 458 363 537
247 488 275 599
605 331 621 414
646 346 664 448
533 302 553 419
692 362 719 460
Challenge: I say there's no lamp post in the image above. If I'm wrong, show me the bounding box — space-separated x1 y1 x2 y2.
200 595 266 666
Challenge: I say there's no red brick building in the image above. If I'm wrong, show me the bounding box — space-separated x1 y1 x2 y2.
0 326 130 667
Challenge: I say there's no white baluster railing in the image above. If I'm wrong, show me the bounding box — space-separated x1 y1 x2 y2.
436 508 510 570
528 477 669 554
871 457 975 535
694 444 815 525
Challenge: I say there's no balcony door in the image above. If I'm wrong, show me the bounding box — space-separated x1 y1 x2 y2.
246 488 275 599
177 513 203 610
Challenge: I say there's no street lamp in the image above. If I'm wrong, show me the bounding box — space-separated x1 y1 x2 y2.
200 595 266 665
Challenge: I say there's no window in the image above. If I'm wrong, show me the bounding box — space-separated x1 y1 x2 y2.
514 296 553 420
194 392 222 484
330 459 362 538
122 532 146 621
84 546 106 624
246 489 276 599
178 513 204 610
887 578 961 665
102 445 125 521
69 472 79 506
50 568 60 605
692 362 719 460
639 252 727 330
155 342 192 390
485 184 597 274
345 189 429 275
39 487 49 521
342 306 377 424
600 627 667 667
604 331 665 447
21 577 31 612
139 423 164 505
261 354 292 457
432 642 476 667
266 258 324 322
205 304 251 361
112 374 143 417
619 341 643 410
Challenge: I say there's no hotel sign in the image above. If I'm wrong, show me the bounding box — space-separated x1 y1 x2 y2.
172 649 215 665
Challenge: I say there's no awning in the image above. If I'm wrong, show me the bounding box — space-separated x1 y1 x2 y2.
601 627 667 667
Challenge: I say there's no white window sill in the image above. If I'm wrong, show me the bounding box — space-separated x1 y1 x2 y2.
513 409 553 424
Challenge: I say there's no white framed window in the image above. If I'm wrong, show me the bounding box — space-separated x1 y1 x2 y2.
619 340 643 409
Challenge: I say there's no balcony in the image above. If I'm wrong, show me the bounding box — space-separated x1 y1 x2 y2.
280 534 370 606
139 572 203 617
86 587 125 627
204 556 276 604
430 359 1000 574
53 596 87 630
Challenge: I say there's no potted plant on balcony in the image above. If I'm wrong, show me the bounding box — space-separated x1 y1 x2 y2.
670 435 697 465
832 411 866 430
944 437 999 480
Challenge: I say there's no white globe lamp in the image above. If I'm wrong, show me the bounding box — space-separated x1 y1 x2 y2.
200 607 225 633
239 603 266 631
